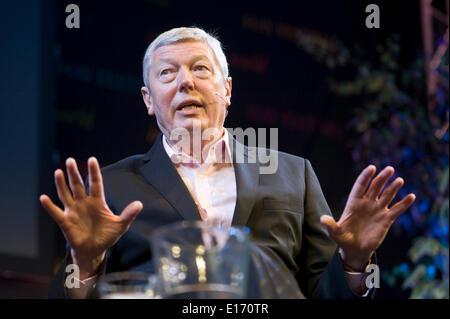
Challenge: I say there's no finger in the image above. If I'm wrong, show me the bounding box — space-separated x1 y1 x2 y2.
40 194 66 227
66 158 86 199
88 157 105 199
348 165 377 199
366 166 395 200
378 177 404 207
54 169 74 206
320 215 339 238
118 201 143 229
388 194 416 220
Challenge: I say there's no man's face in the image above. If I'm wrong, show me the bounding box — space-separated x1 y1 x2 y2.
141 41 232 139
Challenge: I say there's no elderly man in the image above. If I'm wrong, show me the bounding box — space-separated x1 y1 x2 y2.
41 27 416 299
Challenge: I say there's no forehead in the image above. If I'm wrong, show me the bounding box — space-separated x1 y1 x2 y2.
151 41 217 65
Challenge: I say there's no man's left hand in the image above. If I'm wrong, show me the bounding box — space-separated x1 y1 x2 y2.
320 165 416 271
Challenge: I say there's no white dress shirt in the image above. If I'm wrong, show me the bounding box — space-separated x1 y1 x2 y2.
162 129 237 229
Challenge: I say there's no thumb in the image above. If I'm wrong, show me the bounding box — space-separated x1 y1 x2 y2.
320 215 339 237
119 201 143 227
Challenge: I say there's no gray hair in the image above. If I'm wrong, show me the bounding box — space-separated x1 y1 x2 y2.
142 27 229 89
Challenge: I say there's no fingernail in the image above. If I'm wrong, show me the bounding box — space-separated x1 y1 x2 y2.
135 201 143 210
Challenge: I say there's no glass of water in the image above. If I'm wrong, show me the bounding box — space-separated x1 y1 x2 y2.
150 221 251 299
95 271 163 299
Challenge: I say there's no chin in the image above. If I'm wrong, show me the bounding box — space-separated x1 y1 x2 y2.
176 119 209 131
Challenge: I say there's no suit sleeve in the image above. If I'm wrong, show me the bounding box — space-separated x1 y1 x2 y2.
295 159 363 298
46 247 70 299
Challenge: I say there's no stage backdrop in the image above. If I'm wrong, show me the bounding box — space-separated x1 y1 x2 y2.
1 0 447 298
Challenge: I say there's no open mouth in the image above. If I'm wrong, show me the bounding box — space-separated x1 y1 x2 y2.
179 104 202 110
176 101 204 111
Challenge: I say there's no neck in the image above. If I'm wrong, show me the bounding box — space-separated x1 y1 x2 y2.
165 127 225 163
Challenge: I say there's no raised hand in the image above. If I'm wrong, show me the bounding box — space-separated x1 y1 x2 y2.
320 165 416 271
40 157 143 278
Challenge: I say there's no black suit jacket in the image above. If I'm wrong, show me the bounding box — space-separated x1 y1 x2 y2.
48 131 374 299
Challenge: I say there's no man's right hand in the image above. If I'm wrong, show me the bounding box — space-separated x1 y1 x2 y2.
40 157 143 279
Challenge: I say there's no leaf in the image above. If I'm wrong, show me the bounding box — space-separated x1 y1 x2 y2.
410 279 449 299
409 280 432 298
408 238 441 262
439 198 449 228
439 166 449 194
431 280 450 299
402 264 427 290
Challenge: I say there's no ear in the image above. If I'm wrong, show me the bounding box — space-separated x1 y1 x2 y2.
224 77 232 107
141 86 155 115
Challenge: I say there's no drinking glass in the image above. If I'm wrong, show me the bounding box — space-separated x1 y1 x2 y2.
151 221 250 299
96 271 163 299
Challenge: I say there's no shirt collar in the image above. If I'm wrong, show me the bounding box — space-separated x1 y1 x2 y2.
162 129 233 168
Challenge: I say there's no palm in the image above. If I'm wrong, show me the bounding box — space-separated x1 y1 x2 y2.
321 165 415 268
62 197 123 258
337 196 395 255
40 157 142 260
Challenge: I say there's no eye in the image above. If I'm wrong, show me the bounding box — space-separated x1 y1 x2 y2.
194 65 209 72
159 68 177 82
160 69 172 76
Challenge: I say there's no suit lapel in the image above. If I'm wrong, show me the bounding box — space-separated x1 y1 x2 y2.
139 134 201 221
138 131 260 226
228 131 260 226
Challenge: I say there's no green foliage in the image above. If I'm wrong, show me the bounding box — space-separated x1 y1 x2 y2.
296 31 449 298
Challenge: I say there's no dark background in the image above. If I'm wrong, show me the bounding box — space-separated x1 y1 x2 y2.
0 0 441 299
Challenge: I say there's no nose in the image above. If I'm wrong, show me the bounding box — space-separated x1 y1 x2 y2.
177 67 194 92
